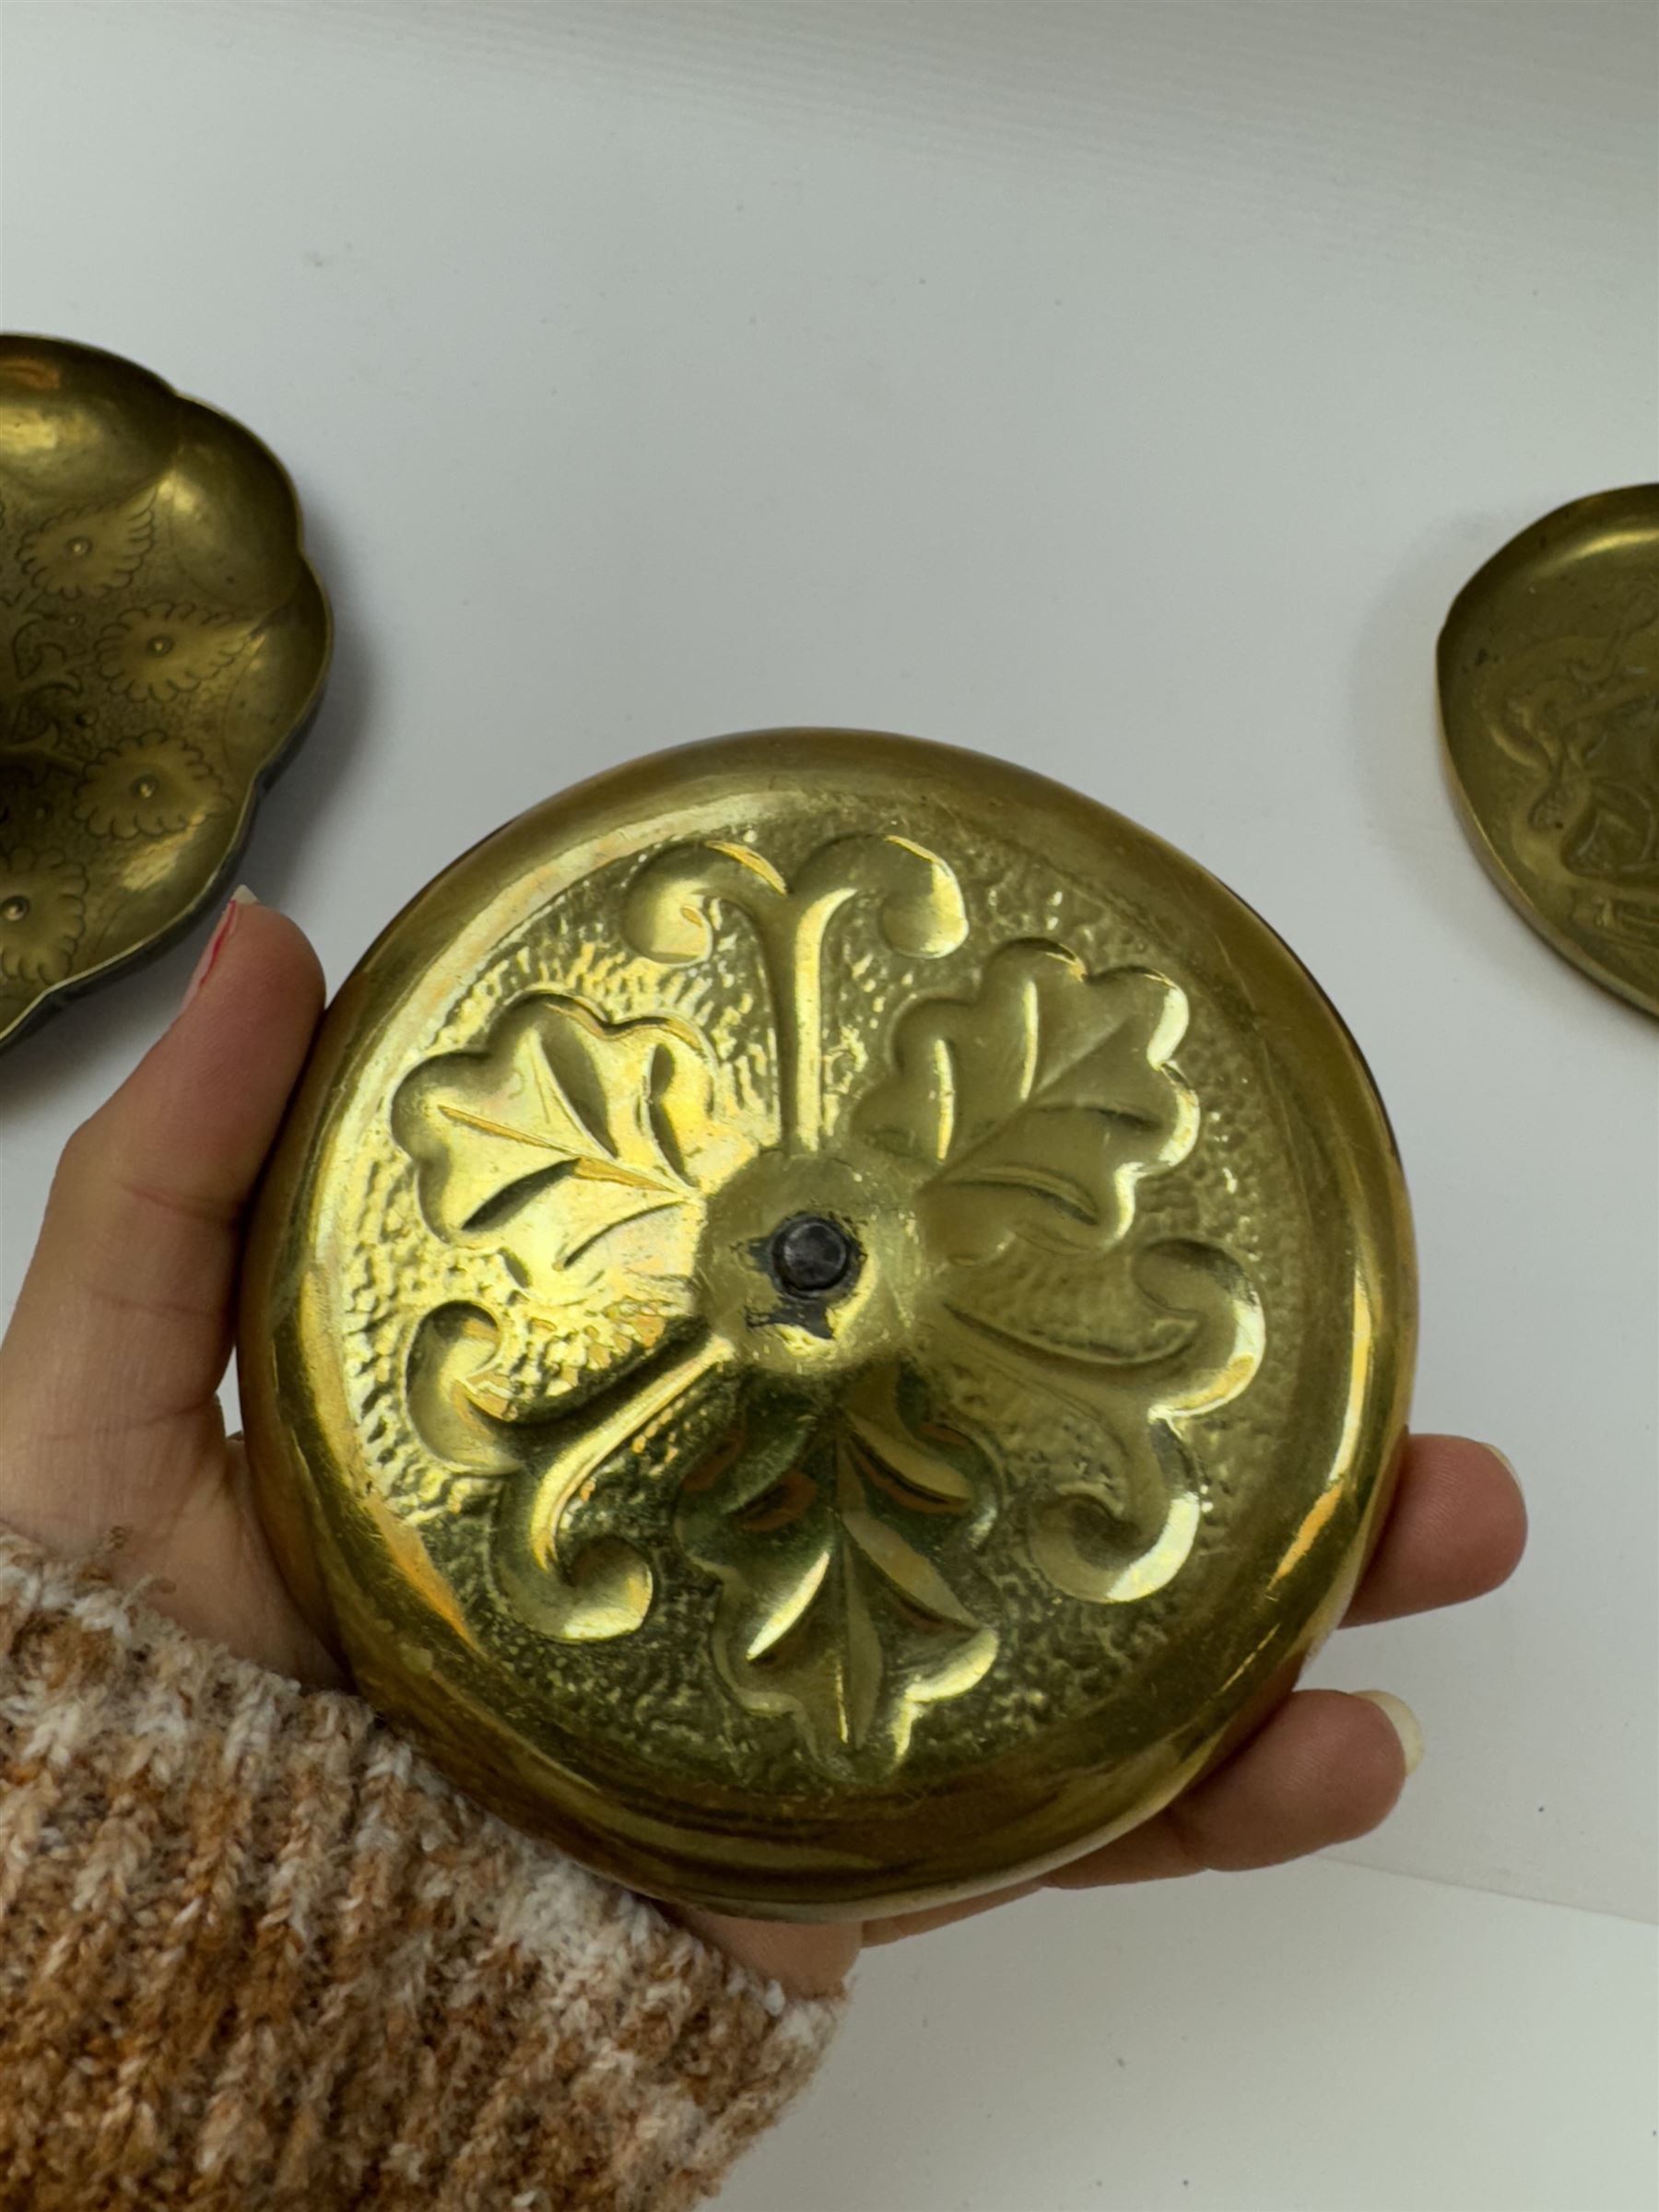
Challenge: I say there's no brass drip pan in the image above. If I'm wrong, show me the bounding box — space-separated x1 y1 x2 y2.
242 732 1415 1921
0 335 329 1049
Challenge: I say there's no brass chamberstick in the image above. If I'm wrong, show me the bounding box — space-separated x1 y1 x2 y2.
241 732 1416 1920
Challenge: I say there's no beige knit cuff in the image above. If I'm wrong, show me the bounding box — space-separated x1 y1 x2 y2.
0 1528 842 2210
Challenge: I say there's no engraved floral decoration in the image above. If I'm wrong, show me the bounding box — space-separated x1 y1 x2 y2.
392 838 1264 1771
20 489 156 598
74 730 223 840
96 602 249 702
0 592 80 755
0 848 88 983
0 335 329 1049
1490 585 1659 951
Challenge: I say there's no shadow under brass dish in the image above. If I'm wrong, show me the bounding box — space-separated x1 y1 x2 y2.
0 335 330 1050
1439 485 1659 1018
241 732 1416 1921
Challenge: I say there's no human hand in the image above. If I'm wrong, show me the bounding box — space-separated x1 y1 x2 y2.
686 1425 1526 1994
0 891 334 1684
0 899 1527 2001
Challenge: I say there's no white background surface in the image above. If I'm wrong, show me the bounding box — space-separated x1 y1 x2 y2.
1 6 1655 2208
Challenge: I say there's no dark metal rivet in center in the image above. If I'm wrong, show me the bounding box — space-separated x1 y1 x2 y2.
771 1215 856 1299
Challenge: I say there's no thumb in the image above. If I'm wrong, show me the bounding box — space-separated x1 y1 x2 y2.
0 890 324 1542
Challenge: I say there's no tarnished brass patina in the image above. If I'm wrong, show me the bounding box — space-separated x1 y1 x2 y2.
1440 485 1659 1017
241 733 1415 1920
0 335 329 1050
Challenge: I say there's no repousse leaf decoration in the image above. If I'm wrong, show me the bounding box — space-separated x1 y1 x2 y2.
677 1367 998 1767
406 1302 521 1475
854 941 1262 1618
942 1239 1266 1606
392 993 715 1274
855 942 1197 1262
841 1387 974 1507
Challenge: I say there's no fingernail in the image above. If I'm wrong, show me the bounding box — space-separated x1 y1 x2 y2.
1488 1446 1520 1485
181 886 258 1011
1355 1690 1424 1776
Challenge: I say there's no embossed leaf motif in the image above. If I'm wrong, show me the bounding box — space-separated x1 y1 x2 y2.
677 1368 997 1767
855 942 1198 1263
392 994 717 1275
853 941 1259 1619
383 837 1263 1772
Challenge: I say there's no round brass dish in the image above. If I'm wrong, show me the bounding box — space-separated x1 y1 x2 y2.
0 335 330 1051
241 732 1416 1921
1439 485 1659 1018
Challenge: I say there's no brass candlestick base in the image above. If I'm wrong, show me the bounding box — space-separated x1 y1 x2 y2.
241 732 1415 1921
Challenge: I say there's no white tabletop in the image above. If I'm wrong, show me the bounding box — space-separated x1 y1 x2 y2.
2 7 1654 2208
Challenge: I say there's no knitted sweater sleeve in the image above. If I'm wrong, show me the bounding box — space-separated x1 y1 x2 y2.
0 1529 841 2211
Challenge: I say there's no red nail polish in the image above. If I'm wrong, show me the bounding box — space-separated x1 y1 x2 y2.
181 886 257 1011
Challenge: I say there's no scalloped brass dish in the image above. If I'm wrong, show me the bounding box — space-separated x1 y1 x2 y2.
241 732 1416 1921
1440 485 1659 1017
0 335 330 1050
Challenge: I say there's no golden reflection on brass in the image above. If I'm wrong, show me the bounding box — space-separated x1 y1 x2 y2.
241 733 1415 1920
0 335 329 1049
1440 485 1659 1017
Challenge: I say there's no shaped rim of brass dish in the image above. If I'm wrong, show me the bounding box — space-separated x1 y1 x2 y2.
1439 483 1659 1018
242 731 1416 1921
0 334 331 1050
